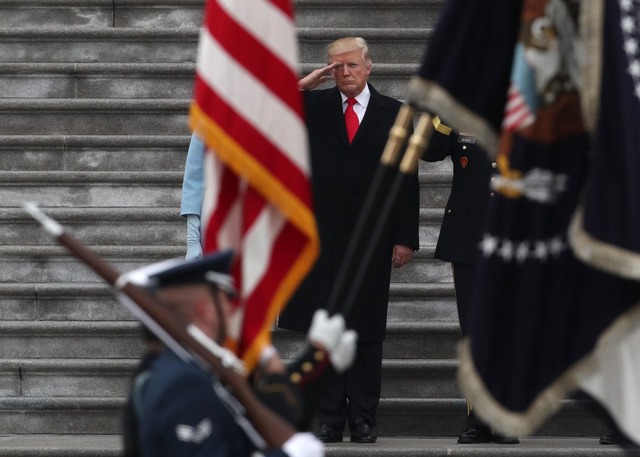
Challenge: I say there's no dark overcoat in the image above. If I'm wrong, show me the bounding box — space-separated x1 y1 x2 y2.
422 127 494 265
278 84 419 342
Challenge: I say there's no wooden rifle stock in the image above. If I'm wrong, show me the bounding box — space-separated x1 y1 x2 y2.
24 204 295 450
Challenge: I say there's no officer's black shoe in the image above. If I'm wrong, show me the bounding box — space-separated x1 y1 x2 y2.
457 424 493 444
318 424 343 443
493 433 520 444
599 433 620 445
350 419 377 443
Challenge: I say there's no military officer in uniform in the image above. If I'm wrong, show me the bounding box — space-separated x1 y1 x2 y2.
422 117 518 444
121 250 356 457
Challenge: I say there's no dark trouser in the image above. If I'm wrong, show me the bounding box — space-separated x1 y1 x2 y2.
452 262 486 428
317 341 383 429
451 262 475 336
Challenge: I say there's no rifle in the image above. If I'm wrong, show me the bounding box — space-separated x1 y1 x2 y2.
24 203 295 450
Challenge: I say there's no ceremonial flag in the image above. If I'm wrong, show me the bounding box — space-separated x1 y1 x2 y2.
189 0 318 370
409 0 640 443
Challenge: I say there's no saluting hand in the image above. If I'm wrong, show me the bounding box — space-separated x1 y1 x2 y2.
297 62 340 91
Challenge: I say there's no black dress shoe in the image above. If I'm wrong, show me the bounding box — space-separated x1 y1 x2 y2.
350 419 377 443
318 423 343 443
457 424 493 444
493 433 520 444
600 433 620 445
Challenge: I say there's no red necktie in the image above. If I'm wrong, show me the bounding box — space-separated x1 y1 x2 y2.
344 97 359 143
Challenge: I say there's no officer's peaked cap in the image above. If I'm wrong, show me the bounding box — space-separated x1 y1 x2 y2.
123 250 236 296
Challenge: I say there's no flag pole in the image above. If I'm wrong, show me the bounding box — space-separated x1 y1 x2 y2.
324 104 414 313
326 109 433 318
23 204 296 450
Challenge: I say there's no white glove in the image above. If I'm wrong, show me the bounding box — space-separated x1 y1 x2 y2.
329 329 357 373
308 309 345 354
282 432 324 457
308 309 358 373
258 344 278 369
185 214 203 260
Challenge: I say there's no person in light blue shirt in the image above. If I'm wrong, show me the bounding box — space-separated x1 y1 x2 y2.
180 134 206 260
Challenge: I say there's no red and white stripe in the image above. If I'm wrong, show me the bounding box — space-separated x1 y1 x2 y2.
502 83 535 131
190 0 318 370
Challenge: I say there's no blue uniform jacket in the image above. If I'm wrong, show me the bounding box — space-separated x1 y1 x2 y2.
137 349 288 457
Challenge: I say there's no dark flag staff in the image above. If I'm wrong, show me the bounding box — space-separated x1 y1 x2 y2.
325 105 434 318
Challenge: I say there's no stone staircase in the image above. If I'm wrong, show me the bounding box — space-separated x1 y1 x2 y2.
0 0 617 456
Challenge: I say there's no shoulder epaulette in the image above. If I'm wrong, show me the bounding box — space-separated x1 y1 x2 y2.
432 116 452 136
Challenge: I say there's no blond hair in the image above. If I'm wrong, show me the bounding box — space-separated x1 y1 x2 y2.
327 37 371 65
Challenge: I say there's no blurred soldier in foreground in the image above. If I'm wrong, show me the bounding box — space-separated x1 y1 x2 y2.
121 250 356 457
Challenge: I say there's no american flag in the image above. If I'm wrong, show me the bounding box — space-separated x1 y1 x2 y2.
189 0 318 370
409 0 640 444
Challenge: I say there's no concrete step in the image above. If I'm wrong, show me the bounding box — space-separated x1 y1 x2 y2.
419 157 453 175
325 437 631 457
0 0 204 29
0 138 450 174
0 205 441 248
0 357 458 399
0 135 189 172
0 434 121 457
0 245 184 283
0 171 181 208
387 282 457 323
0 283 133 321
1 320 457 360
0 0 442 30
0 436 632 457
0 280 454 323
391 246 453 284
0 134 449 176
420 207 446 246
0 397 124 434
299 28 429 64
0 63 196 99
0 359 138 398
0 207 184 246
419 171 452 209
275 321 461 360
0 396 609 437
295 0 443 29
0 99 189 136
0 243 445 284
381 359 459 398
0 28 428 64
0 62 416 101
0 321 144 359
0 28 198 64
377 399 611 438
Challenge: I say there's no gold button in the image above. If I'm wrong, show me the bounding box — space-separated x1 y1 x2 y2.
290 372 302 383
302 362 313 373
314 350 325 361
